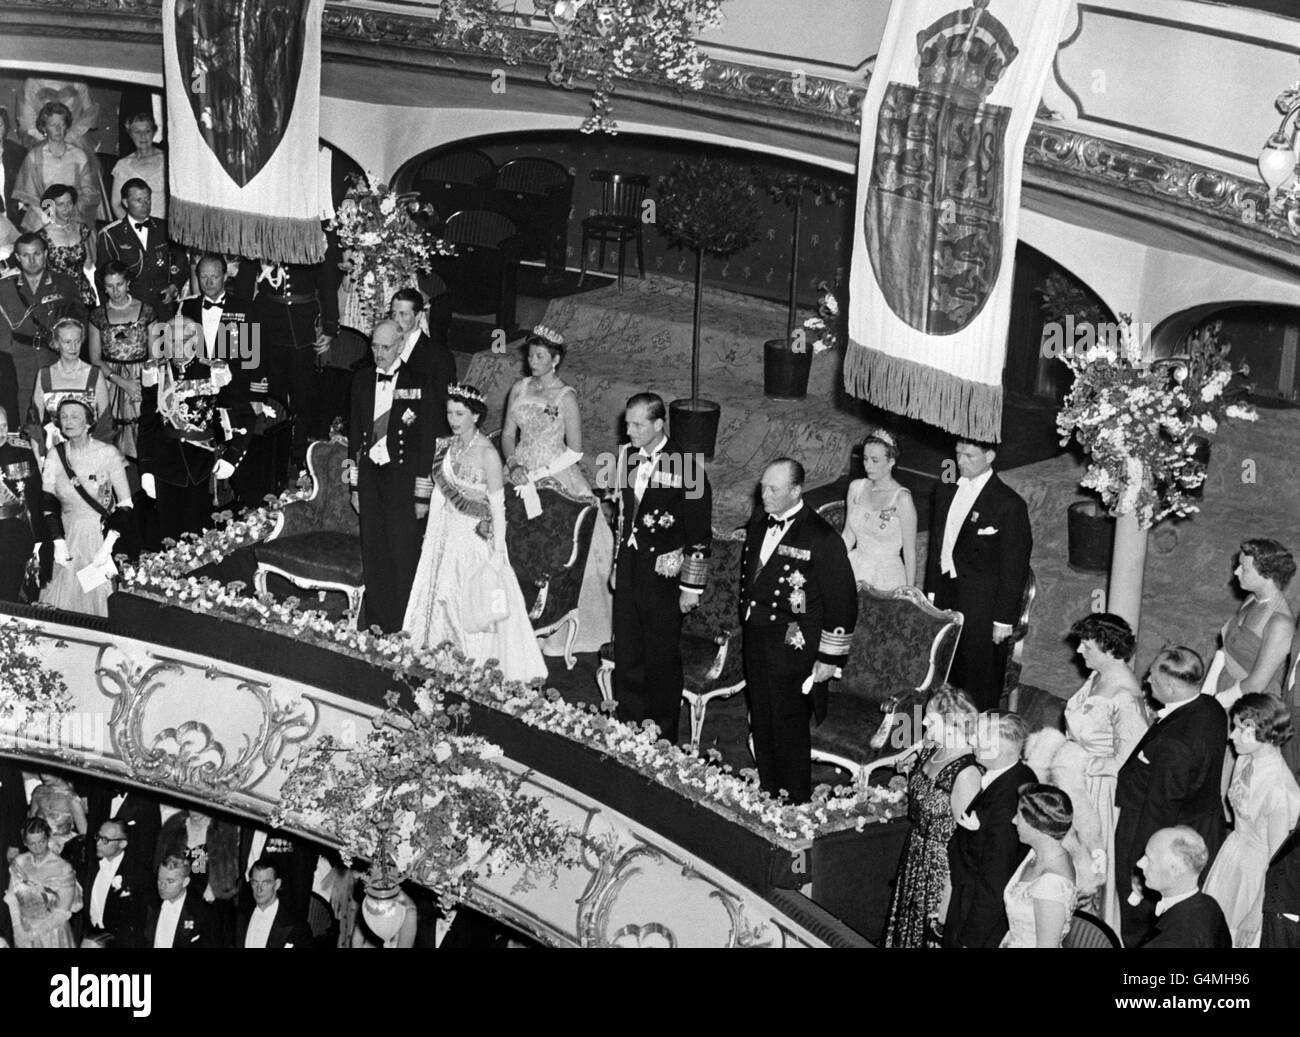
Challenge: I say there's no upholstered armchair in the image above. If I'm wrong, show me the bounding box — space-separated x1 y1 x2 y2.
253 439 364 626
810 584 962 782
596 531 748 753
505 483 599 670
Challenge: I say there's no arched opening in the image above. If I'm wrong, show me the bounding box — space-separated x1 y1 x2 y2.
1152 303 1300 405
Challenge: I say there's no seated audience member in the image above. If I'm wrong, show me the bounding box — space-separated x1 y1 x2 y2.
1202 693 1300 946
239 826 318 921
155 809 242 943
145 855 223 948
5 816 79 948
943 711 1036 947
82 819 147 948
236 857 312 949
1263 815 1300 948
1115 646 1227 947
1001 783 1076 948
1135 827 1231 949
84 780 162 888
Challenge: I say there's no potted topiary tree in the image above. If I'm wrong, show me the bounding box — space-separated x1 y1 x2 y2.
656 157 763 458
762 172 850 400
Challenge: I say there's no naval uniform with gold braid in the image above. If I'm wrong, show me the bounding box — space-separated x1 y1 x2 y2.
740 502 857 803
612 437 712 743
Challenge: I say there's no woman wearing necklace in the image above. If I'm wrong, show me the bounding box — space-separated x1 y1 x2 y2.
500 327 614 654
403 383 548 684
88 260 154 459
29 317 111 452
1207 539 1295 713
4 817 79 948
840 428 916 590
38 397 132 617
11 101 100 232
1001 784 1077 948
37 183 96 307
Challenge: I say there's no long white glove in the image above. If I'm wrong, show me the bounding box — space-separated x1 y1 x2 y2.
92 530 120 568
489 487 507 559
527 448 583 482
141 473 156 499
53 538 72 566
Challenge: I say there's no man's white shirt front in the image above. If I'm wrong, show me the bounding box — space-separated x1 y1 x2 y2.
244 900 279 948
154 896 184 948
91 852 124 928
200 294 225 353
941 468 993 577
759 502 802 567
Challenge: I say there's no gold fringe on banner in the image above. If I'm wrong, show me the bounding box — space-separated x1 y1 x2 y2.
169 196 325 264
843 339 1003 443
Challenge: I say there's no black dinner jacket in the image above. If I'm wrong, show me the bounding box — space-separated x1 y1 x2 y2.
2 139 27 226
924 472 1032 629
234 900 313 949
348 360 437 478
739 503 858 678
1263 823 1300 917
1115 694 1228 865
81 854 149 948
0 339 18 423
401 331 456 438
945 760 1036 948
1139 892 1232 949
144 889 223 948
84 785 162 891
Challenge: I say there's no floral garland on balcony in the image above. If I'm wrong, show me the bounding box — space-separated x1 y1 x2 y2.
121 515 906 842
1055 315 1256 529
0 621 74 745
333 173 455 328
535 0 726 133
270 679 580 904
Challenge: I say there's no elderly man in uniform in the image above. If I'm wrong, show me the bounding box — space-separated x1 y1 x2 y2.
740 457 857 802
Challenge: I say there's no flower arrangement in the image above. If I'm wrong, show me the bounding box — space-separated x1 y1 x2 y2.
800 280 845 355
1055 315 1255 528
270 679 580 904
333 173 455 328
537 0 726 133
0 621 73 743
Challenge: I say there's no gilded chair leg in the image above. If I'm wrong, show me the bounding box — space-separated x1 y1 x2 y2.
254 567 268 596
687 693 706 755
563 616 579 671
596 659 616 709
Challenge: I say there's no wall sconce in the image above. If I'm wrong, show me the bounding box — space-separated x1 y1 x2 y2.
1259 62 1300 205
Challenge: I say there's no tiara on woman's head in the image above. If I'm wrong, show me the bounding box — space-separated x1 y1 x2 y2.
447 382 486 406
531 324 564 346
866 428 898 449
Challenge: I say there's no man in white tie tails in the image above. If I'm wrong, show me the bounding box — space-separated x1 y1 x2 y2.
235 858 312 949
924 438 1032 711
83 820 146 948
145 855 222 948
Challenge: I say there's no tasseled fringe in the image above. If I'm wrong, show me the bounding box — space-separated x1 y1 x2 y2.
843 340 1004 443
169 196 325 264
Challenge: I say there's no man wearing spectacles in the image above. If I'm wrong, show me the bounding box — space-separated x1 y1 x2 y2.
80 820 146 948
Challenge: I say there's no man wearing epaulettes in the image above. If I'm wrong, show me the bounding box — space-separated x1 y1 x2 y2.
249 229 342 465
96 179 187 319
0 233 86 421
740 458 857 803
0 405 46 602
136 317 254 542
611 392 712 743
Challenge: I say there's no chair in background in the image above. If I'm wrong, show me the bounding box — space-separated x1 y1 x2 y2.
596 532 747 753
810 584 963 782
434 209 522 331
579 170 650 290
412 148 494 223
504 483 599 670
1003 566 1038 711
489 157 574 279
1062 909 1120 948
253 438 364 626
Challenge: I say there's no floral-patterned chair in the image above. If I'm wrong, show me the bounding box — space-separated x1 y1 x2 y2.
810 584 963 782
596 530 747 753
253 439 364 626
505 482 599 670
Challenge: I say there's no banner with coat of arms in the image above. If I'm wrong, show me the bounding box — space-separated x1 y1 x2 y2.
163 0 326 263
845 0 1073 442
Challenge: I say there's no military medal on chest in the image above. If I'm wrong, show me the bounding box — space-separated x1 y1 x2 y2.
784 622 806 650
787 569 807 614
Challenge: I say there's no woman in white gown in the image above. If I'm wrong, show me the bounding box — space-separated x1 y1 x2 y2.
840 428 915 590
1203 694 1300 947
1001 784 1077 948
501 326 613 655
403 383 548 685
1062 612 1148 934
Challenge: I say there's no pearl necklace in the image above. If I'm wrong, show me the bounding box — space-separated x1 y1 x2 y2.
450 430 481 462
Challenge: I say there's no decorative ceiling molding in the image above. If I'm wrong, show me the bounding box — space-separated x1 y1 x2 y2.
1 0 1297 260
